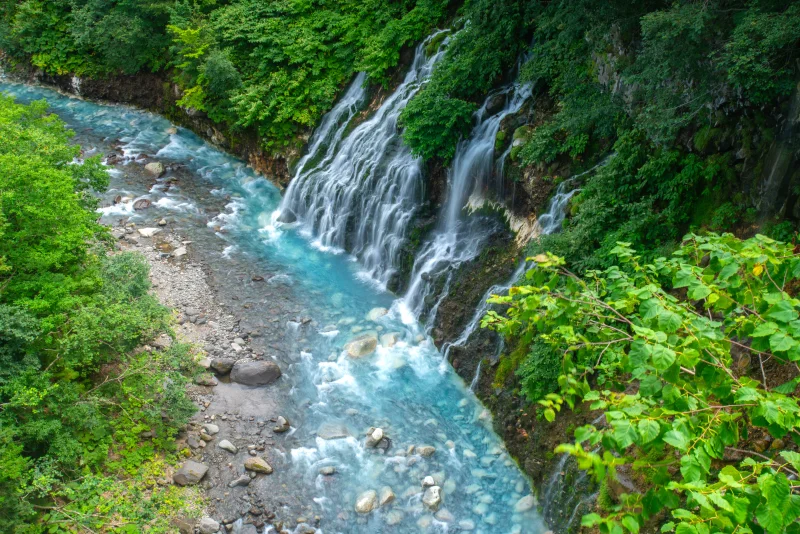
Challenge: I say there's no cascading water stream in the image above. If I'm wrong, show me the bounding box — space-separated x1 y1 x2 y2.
402 80 533 324
278 31 450 287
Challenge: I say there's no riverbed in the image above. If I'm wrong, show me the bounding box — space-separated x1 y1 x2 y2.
1 81 547 534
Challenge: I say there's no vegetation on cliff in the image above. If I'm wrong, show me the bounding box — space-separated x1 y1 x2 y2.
486 234 800 533
0 0 454 147
400 0 800 270
0 95 198 531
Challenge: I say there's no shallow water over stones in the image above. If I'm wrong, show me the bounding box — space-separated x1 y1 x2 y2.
1 81 548 534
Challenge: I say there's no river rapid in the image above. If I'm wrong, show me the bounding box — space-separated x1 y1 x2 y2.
0 81 548 534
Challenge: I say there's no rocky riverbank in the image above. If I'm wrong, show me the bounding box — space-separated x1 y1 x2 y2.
111 218 315 533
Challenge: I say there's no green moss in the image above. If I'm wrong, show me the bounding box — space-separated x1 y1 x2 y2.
693 125 718 153
596 478 615 511
425 30 450 57
495 130 507 151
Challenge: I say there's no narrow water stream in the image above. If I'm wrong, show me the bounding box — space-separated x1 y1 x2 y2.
1 79 547 533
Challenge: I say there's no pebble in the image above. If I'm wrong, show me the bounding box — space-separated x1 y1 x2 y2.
218 440 237 453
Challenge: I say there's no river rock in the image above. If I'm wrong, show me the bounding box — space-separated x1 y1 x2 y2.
218 440 237 453
158 218 167 226
434 509 454 522
379 486 395 506
195 373 218 386
485 92 507 115
145 161 165 177
386 510 404 525
133 198 151 210
366 307 388 321
230 360 281 386
229 474 251 487
417 445 436 457
319 466 336 476
273 416 291 433
354 490 378 514
345 334 378 358
458 519 476 530
244 457 273 474
172 246 187 258
380 332 400 347
365 427 384 447
202 423 219 435
422 476 435 487
317 422 351 440
277 208 297 224
514 494 536 512
422 486 442 510
138 227 162 238
173 460 208 485
210 358 235 375
198 517 220 534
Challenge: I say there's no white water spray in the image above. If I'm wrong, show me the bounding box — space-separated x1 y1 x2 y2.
278 31 451 287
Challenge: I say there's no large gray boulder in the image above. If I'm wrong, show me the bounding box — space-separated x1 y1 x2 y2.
173 460 208 486
230 360 281 386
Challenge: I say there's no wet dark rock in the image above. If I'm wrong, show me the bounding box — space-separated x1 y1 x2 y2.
277 208 297 224
211 358 236 375
230 360 282 386
229 474 251 487
133 198 152 210
173 460 208 485
485 93 507 116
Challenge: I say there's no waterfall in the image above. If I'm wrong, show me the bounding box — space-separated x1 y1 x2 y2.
403 80 533 323
534 179 581 235
277 31 451 287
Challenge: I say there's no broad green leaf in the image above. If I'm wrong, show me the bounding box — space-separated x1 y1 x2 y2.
658 310 682 333
621 515 640 533
651 344 677 370
752 322 779 337
767 300 799 323
663 429 690 451
638 419 660 444
780 450 800 471
756 473 791 533
769 331 797 352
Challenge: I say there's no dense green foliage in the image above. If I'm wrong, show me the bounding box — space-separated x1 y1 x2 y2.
522 0 800 269
0 95 198 531
399 0 534 161
1 0 453 147
486 234 800 533
399 0 800 268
